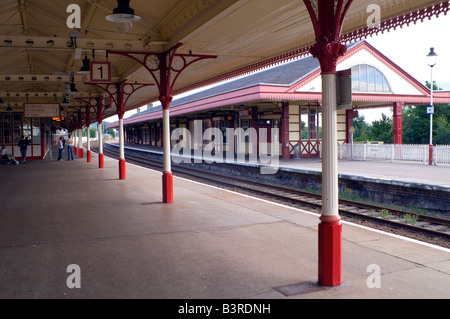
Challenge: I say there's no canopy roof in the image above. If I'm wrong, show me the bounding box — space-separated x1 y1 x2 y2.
0 0 448 123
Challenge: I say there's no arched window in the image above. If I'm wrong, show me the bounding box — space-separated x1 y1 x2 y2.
351 64 391 93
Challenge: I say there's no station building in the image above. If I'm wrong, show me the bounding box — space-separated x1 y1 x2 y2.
0 110 53 160
108 40 450 159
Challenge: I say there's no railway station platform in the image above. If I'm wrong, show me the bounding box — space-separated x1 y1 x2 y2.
0 144 449 300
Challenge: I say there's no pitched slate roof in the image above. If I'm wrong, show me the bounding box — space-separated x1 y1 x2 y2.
170 55 320 107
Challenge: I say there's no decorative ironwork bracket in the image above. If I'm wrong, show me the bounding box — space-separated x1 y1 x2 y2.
110 43 217 109
303 0 353 73
85 82 154 119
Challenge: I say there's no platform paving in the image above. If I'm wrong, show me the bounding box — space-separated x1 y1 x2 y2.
0 145 449 299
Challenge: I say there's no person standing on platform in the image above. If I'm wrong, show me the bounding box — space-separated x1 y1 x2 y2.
67 134 74 161
57 136 64 161
18 136 30 164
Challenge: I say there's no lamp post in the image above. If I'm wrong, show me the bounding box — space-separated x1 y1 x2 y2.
426 47 437 165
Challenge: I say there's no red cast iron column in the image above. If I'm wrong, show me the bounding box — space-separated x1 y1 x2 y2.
393 102 403 145
304 0 353 287
86 82 154 179
85 105 92 163
76 98 105 164
110 44 216 203
73 114 79 155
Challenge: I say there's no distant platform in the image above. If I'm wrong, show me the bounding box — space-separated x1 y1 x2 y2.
106 141 450 190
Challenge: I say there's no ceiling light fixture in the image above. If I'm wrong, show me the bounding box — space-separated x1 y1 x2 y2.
105 0 141 34
65 82 78 98
78 55 91 74
61 97 70 108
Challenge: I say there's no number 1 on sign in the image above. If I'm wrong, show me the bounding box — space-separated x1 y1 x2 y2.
98 66 103 79
90 62 111 83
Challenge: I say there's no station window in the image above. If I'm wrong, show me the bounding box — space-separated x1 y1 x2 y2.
23 118 32 142
3 114 11 145
351 64 391 93
240 119 249 129
32 119 41 145
151 125 155 145
13 114 22 144
300 106 322 140
258 119 271 126
142 126 149 145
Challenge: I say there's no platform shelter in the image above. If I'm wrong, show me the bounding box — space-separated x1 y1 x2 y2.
1 0 449 287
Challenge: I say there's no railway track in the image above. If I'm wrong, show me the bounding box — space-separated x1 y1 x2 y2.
96 143 450 247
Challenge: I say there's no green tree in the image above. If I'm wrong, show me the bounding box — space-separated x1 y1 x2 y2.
369 113 393 143
90 127 97 138
402 105 429 144
106 128 116 137
402 104 450 144
434 114 449 144
352 115 371 142
402 81 449 145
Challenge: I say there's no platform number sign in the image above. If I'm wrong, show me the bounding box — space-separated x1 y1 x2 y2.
426 105 434 115
90 61 111 83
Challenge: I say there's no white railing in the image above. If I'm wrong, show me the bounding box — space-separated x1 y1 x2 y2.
434 145 450 164
338 143 450 165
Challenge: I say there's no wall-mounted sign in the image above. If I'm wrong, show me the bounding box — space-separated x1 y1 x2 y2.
24 104 60 118
90 61 111 83
239 110 249 118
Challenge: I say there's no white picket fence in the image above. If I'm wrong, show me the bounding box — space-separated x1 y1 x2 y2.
338 143 450 165
435 145 450 164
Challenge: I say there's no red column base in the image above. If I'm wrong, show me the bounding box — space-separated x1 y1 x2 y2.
87 150 91 163
162 171 174 203
99 153 104 168
119 158 126 180
428 144 433 165
78 149 84 159
74 146 78 155
318 215 342 287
